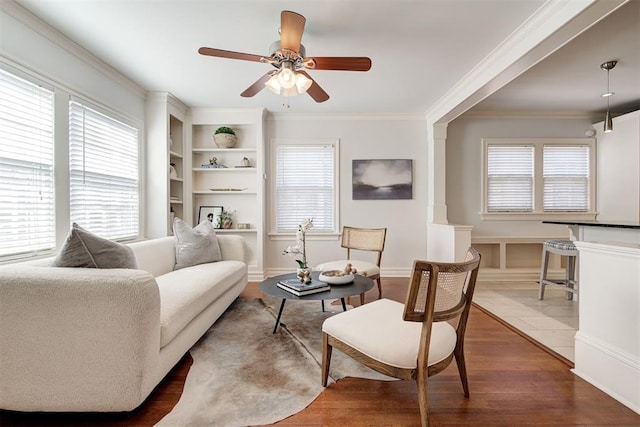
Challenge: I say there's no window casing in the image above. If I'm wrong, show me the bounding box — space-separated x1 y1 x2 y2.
272 140 339 234
482 138 596 220
0 68 55 258
69 100 140 240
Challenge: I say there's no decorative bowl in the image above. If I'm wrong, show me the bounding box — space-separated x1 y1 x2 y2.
213 133 237 148
319 271 355 285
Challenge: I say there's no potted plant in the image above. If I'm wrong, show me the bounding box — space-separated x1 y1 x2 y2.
218 209 236 229
213 126 237 148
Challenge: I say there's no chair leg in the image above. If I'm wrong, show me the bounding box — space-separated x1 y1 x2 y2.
454 344 470 397
321 332 332 386
538 246 550 300
376 277 383 299
359 292 365 306
415 369 430 427
566 256 575 300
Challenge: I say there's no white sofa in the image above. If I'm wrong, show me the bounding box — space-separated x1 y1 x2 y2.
0 235 248 412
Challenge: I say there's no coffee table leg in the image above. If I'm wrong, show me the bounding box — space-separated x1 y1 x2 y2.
273 299 287 333
340 298 347 311
321 300 325 312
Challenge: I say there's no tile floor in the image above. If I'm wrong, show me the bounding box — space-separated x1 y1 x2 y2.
473 281 578 362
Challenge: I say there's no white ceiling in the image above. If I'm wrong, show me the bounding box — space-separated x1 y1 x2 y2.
13 0 640 117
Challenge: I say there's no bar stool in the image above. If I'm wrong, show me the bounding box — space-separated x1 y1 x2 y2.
538 239 578 300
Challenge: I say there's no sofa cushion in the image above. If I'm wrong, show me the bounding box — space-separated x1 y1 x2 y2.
128 237 176 278
51 223 137 269
173 218 222 270
156 260 247 348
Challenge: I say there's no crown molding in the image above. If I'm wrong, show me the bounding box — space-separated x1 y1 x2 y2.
266 112 427 121
1 0 145 98
461 110 597 120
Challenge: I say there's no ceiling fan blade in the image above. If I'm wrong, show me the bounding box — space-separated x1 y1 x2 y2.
240 72 274 97
199 47 265 63
280 10 306 53
304 57 372 72
298 71 329 103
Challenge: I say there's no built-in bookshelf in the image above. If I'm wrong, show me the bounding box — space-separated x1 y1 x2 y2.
146 92 188 237
472 236 567 282
189 108 266 279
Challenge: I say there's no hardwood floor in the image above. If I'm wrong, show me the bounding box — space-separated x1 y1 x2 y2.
2 278 639 426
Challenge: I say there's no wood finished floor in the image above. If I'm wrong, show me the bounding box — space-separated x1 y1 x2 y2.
2 278 639 426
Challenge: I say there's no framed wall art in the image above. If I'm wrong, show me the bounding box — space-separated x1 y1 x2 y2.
352 159 413 200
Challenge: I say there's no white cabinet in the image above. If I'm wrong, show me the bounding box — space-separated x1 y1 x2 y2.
145 92 188 237
188 108 266 279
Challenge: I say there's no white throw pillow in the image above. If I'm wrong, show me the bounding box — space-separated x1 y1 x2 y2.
51 223 138 269
173 218 222 270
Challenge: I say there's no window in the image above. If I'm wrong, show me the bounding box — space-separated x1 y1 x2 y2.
487 145 534 212
543 145 590 211
69 100 139 240
0 68 55 258
482 138 595 219
273 140 338 233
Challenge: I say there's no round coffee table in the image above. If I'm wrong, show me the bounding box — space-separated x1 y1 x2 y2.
259 271 374 333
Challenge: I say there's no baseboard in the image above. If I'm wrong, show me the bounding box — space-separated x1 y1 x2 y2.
573 331 640 414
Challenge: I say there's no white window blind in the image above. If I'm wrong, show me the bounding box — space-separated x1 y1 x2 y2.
487 145 534 212
543 145 590 211
69 101 139 240
0 69 55 258
275 143 335 232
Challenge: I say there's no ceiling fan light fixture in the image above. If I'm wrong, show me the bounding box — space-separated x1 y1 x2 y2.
277 62 296 89
295 72 312 93
265 74 281 94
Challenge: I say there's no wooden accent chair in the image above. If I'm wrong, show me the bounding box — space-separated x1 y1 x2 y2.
321 248 481 427
315 226 387 305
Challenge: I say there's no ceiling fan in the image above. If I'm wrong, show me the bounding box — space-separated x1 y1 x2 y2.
198 10 372 103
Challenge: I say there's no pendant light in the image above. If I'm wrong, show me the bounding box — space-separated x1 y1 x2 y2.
600 60 617 133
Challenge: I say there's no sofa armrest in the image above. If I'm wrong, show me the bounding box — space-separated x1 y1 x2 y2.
217 235 247 263
0 265 161 411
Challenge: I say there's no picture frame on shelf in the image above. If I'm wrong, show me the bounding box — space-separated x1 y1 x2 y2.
198 205 223 227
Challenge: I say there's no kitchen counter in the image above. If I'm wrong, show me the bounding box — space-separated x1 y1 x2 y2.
543 220 640 244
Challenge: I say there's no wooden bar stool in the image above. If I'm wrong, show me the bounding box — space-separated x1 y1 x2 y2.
538 240 578 300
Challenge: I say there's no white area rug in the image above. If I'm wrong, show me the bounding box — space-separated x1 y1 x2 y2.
156 297 391 427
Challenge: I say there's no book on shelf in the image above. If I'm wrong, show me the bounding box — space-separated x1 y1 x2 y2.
277 281 330 296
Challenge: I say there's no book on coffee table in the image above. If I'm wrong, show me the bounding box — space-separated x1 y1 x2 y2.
277 280 331 296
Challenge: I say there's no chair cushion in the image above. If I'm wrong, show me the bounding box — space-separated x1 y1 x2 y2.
315 259 379 278
544 240 578 256
322 298 457 369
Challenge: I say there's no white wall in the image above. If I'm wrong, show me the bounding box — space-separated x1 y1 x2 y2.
445 115 595 238
0 10 144 119
264 115 428 277
593 110 640 223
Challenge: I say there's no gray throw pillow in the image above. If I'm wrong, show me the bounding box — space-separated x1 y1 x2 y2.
51 223 138 269
173 218 222 270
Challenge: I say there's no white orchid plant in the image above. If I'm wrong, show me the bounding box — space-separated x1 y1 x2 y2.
282 218 313 269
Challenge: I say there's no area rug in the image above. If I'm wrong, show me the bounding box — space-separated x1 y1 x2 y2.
155 297 392 427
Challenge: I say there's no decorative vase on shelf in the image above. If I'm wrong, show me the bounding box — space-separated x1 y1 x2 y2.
213 126 237 148
222 219 233 229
